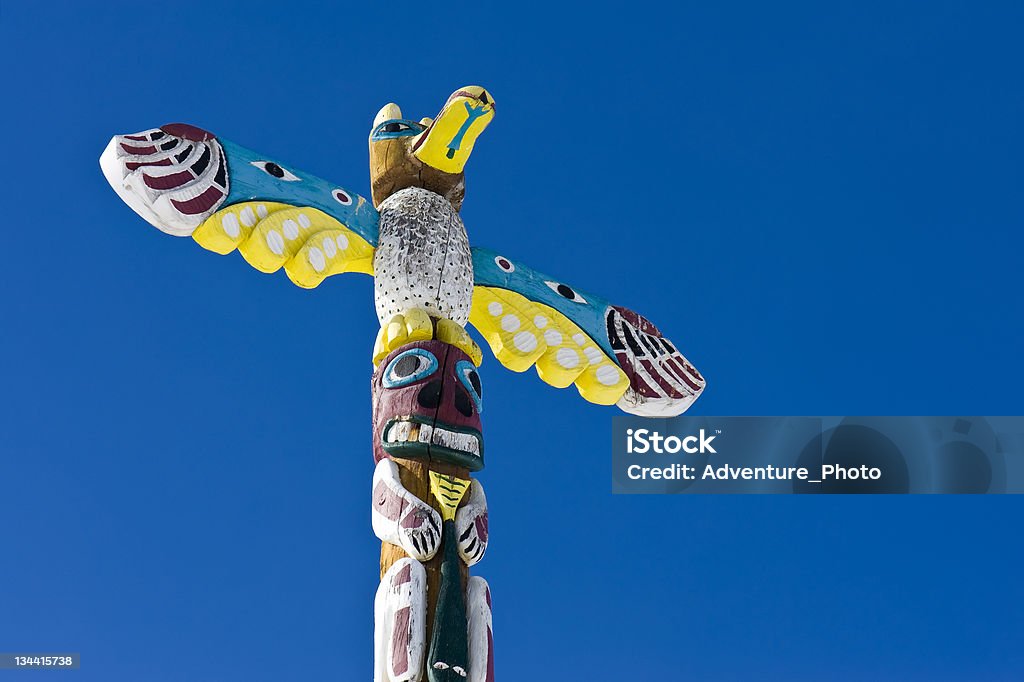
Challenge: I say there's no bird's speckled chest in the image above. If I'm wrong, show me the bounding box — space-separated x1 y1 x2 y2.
373 187 473 326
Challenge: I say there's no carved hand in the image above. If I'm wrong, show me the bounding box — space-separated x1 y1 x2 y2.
455 480 488 566
372 459 442 561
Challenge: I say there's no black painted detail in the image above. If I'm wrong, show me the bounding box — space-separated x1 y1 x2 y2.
418 380 442 409
641 333 661 356
191 145 211 175
467 369 482 398
455 387 473 417
622 325 645 357
214 157 227 188
607 311 625 350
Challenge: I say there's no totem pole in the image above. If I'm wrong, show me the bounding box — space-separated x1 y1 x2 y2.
99 86 706 682
366 92 494 681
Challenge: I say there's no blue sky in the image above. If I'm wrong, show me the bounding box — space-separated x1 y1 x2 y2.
1 1 1022 679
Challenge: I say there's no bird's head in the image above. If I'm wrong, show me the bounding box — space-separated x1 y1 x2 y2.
368 86 495 211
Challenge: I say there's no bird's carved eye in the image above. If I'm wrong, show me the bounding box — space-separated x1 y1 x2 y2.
251 160 300 182
494 256 515 273
371 119 425 140
333 188 353 206
545 280 587 304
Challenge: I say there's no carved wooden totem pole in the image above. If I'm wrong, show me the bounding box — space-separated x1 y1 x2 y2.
100 85 706 682
366 91 494 681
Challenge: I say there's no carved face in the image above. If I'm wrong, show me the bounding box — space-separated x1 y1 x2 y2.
372 340 484 471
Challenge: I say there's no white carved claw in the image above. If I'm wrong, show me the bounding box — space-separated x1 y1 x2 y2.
375 558 427 682
373 459 443 561
466 577 494 682
454 480 488 566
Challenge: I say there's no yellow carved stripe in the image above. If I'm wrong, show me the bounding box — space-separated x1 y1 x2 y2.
429 472 469 522
193 201 291 254
193 203 374 288
469 286 630 405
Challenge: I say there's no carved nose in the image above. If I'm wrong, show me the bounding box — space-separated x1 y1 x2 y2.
418 380 442 409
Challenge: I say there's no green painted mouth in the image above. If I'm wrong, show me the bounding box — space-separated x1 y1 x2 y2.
382 416 484 471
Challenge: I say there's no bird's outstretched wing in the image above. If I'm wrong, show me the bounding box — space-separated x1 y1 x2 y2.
469 248 705 417
99 123 378 288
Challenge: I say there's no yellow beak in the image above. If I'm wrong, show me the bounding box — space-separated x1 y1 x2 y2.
412 86 495 174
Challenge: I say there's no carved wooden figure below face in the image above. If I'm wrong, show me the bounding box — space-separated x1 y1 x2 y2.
372 340 484 472
368 86 495 211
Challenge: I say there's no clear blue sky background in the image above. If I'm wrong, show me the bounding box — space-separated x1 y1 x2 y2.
2 1 1022 680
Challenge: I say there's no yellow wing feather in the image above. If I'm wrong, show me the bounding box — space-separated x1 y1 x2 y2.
469 286 630 405
192 202 374 288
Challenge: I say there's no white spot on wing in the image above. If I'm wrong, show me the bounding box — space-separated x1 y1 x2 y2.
487 301 502 316
282 219 299 240
221 213 240 238
240 206 257 227
556 348 580 369
323 236 337 257
544 329 563 347
596 364 621 386
501 315 520 332
513 331 538 353
308 246 326 272
266 230 284 255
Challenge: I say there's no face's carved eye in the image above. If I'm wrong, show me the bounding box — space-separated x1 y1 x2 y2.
494 256 515 273
545 280 587 304
383 348 438 388
251 160 300 181
455 360 483 414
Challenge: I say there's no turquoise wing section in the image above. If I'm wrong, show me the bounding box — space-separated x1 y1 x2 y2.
469 247 706 417
221 139 379 247
471 248 616 356
100 123 378 288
